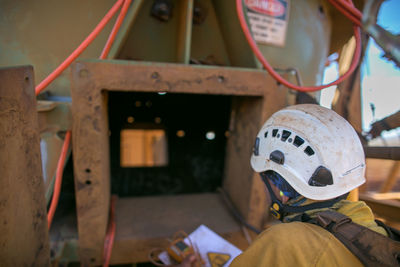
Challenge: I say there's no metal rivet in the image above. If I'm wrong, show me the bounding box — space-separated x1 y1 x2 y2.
79 69 89 78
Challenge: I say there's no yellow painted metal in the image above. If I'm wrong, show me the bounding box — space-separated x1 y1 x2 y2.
0 0 120 97
191 0 232 66
177 0 194 63
0 0 359 92
254 0 331 86
107 0 145 59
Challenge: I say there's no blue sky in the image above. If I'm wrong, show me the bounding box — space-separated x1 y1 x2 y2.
321 0 399 138
362 0 399 130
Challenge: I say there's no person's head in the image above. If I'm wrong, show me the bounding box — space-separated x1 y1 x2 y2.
251 104 366 219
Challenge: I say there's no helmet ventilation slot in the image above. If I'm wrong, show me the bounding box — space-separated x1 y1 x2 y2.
293 136 304 147
304 146 315 156
281 130 291 141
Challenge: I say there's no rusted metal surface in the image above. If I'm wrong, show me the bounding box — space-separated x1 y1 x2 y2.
110 194 248 264
223 87 287 229
223 97 265 230
70 59 279 265
248 87 288 227
48 194 249 264
0 66 50 266
71 60 272 96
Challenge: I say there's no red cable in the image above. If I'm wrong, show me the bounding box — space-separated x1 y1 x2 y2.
35 0 124 96
334 0 362 20
47 130 71 229
236 0 362 92
46 0 131 234
103 195 118 267
100 0 132 59
327 0 361 26
101 1 132 265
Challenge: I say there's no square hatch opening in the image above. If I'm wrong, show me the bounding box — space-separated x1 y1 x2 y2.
108 92 231 197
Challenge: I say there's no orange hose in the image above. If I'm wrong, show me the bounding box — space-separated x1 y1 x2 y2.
103 195 118 267
35 0 124 96
236 0 362 92
100 0 132 59
47 130 71 229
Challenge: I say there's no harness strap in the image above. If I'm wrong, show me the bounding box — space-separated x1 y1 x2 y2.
313 210 400 267
376 219 400 241
260 173 345 220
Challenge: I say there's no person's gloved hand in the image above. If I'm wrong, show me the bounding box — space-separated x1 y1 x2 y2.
171 254 200 267
368 120 390 139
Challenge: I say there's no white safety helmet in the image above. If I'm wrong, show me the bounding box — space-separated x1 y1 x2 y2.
251 104 365 200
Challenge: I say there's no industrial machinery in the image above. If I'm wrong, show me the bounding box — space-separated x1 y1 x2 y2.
0 0 398 266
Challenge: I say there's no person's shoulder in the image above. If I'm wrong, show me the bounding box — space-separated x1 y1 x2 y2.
257 221 334 246
263 221 323 235
231 222 343 267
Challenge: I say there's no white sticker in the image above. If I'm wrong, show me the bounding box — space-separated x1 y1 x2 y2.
245 0 290 47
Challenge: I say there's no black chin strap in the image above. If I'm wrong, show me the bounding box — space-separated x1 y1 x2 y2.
261 174 348 221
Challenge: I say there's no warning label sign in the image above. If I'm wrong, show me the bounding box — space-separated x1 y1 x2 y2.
245 0 290 47
207 252 231 267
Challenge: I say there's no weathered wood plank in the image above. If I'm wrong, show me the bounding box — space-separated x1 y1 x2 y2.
0 66 50 266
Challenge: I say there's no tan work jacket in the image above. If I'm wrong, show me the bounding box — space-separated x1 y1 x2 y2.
230 200 387 267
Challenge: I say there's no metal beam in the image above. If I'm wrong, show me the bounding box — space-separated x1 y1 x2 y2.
70 59 280 265
364 146 400 160
359 193 400 222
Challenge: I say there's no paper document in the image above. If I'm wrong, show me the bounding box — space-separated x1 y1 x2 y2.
158 225 242 267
